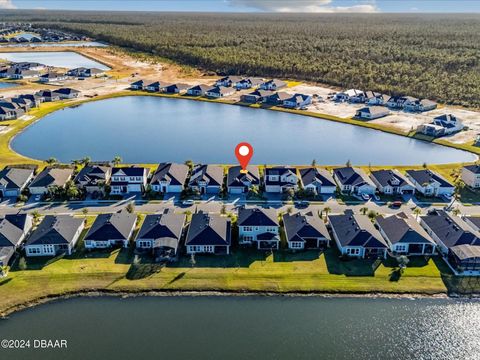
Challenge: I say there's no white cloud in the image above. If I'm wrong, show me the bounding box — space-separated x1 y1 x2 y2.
229 0 379 13
0 0 16 9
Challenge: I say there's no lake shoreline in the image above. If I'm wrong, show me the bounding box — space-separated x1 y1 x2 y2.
3 287 478 319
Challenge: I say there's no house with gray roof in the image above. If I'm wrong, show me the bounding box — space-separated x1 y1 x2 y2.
0 105 22 120
376 213 436 256
205 86 235 98
284 212 330 250
263 91 291 106
405 169 454 197
369 169 415 195
54 87 80 99
365 91 390 106
238 207 279 249
25 215 85 257
0 214 32 266
150 163 189 193
264 167 298 193
299 167 336 195
418 114 463 137
461 165 480 189
39 72 67 83
235 77 263 90
227 165 260 194
74 164 111 195
135 210 186 261
333 167 376 196
260 79 287 91
282 93 312 109
185 212 231 255
0 166 35 197
329 211 388 258
240 89 275 103
404 99 437 112
215 76 243 88
355 106 389 120
161 83 189 94
448 244 480 276
386 95 418 109
187 84 211 96
83 211 136 249
29 167 74 195
35 89 61 102
188 164 224 194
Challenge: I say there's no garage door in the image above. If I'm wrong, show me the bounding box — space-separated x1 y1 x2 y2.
229 188 243 194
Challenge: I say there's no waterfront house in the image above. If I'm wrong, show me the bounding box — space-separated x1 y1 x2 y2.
329 211 388 259
404 99 437 112
185 212 231 255
145 81 161 92
333 89 364 103
419 210 480 255
240 89 274 103
461 165 480 189
0 214 33 266
6 68 40 79
135 210 186 261
375 213 436 256
35 89 61 102
365 91 390 106
0 106 20 120
11 96 34 111
263 91 292 106
28 167 74 195
55 88 80 99
369 169 415 195
74 164 111 195
161 83 189 94
83 211 136 249
260 79 287 91
38 72 67 83
235 77 263 90
150 163 189 193
448 244 480 275
25 215 85 257
463 216 480 233
238 207 280 249
205 86 235 98
130 79 144 90
355 106 389 120
333 167 376 196
283 212 331 250
405 169 454 197
19 94 43 107
264 167 298 193
226 165 260 194
67 67 105 78
187 84 210 96
386 96 418 109
0 166 35 198
299 167 336 195
418 114 463 137
215 76 243 88
11 62 45 71
110 166 150 195
282 93 312 109
188 164 223 194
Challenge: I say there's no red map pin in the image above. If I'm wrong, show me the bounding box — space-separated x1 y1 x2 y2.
235 142 254 172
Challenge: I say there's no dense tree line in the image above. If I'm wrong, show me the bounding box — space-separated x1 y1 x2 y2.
2 11 479 107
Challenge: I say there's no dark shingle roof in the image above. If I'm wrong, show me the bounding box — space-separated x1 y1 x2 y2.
376 213 434 245
0 167 34 190
29 168 73 188
136 211 185 250
26 215 84 246
112 167 149 177
185 213 231 246
84 211 136 242
333 167 374 187
74 165 110 186
238 207 278 227
370 169 409 188
299 167 335 187
150 163 189 186
329 213 387 248
283 212 330 242
0 214 30 247
189 165 223 187
463 165 480 175
227 165 260 187
406 169 453 188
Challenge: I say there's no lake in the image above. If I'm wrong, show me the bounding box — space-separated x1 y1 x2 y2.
0 51 110 70
0 82 19 89
11 96 475 165
0 296 479 360
0 42 107 49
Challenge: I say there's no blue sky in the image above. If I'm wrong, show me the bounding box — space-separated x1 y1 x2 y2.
1 1 479 13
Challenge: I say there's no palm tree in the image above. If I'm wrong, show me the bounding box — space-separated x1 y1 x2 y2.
112 155 122 166
452 208 461 216
184 159 194 169
422 162 428 169
413 207 422 219
322 206 331 219
286 206 293 214
454 179 465 202
31 210 41 225
311 159 317 166
346 159 352 167
45 157 58 165
82 156 91 165
367 210 377 221
82 208 89 218
360 207 368 215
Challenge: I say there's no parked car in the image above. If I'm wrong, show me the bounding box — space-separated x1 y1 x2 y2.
390 201 402 208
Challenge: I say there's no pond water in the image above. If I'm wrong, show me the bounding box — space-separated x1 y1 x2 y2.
0 41 107 48
11 96 475 165
0 296 479 360
0 51 110 70
0 82 19 89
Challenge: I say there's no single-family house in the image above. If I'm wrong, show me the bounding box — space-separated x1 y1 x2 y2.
0 106 20 121
11 96 34 111
369 169 415 195
74 165 111 195
418 114 464 137
365 91 390 106
375 212 436 256
329 211 388 259
419 210 480 255
28 167 74 195
161 83 189 94
0 166 35 198
185 212 231 255
18 94 42 107
145 81 161 92
205 86 235 98
0 214 33 266
282 93 312 109
238 207 280 250
130 79 144 90
67 67 104 78
264 167 298 193
299 167 336 195
406 169 454 197
187 84 211 96
355 106 389 120
404 99 437 112
334 89 364 103
188 164 224 194
263 91 292 106
35 89 61 102
260 79 287 91
25 215 85 257
283 212 331 250
38 72 67 83
448 244 480 275
150 163 189 193
215 76 243 88
386 96 418 109
234 77 263 90
461 165 480 189
333 167 376 196
135 210 186 261
54 88 80 99
6 68 40 79
240 89 274 103
110 166 150 195
226 165 260 194
83 211 136 249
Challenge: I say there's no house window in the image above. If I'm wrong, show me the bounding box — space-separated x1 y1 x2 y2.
28 247 40 254
395 245 408 253
346 248 360 255
243 236 254 241
290 242 303 249
243 226 253 232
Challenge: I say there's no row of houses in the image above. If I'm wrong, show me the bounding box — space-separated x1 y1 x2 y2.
0 87 80 120
0 61 105 81
0 24 86 43
0 163 458 200
2 206 480 275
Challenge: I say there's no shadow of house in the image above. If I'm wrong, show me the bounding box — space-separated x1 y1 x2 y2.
324 248 378 276
114 248 134 264
126 260 165 280
171 248 268 268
